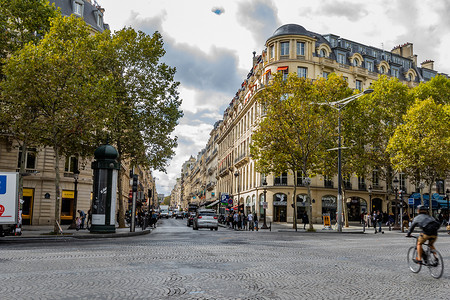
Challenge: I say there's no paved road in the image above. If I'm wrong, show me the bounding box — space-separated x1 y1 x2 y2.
0 218 449 299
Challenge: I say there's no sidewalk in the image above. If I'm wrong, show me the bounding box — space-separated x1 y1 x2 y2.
221 221 450 234
1 225 151 242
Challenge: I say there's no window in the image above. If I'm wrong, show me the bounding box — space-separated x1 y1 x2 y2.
399 173 406 193
297 42 305 56
97 14 103 27
280 42 289 56
358 176 366 190
274 173 288 185
337 53 346 64
17 147 37 169
270 45 274 59
73 0 83 16
366 61 374 72
65 156 79 173
320 49 327 57
372 169 379 187
324 175 333 188
323 71 329 79
296 171 306 186
380 66 386 74
392 68 399 78
353 58 359 66
436 179 444 194
356 80 362 91
297 67 307 78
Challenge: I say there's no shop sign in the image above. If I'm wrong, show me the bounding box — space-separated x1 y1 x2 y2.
273 201 287 206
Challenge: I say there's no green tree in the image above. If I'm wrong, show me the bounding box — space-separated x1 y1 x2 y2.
1 15 111 233
344 75 413 215
0 0 57 206
97 28 182 227
412 75 450 105
387 98 450 215
0 0 57 76
250 73 351 230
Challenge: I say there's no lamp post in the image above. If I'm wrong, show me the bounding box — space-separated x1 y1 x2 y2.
399 189 404 232
393 176 400 230
368 185 372 214
261 178 269 229
315 89 373 232
69 168 80 229
446 188 450 224
234 171 240 212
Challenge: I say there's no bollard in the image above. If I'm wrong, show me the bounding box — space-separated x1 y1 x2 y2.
363 222 365 233
270 222 272 232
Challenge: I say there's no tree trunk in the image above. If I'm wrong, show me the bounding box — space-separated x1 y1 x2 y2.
429 179 434 217
307 182 314 231
342 189 349 227
18 141 26 213
292 171 297 231
116 153 126 228
53 146 61 234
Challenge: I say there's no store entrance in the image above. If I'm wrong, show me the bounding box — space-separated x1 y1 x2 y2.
273 206 287 222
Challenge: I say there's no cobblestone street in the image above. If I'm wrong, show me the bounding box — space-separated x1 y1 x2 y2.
0 219 449 299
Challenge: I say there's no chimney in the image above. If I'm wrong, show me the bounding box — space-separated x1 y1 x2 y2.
252 51 258 67
421 60 434 70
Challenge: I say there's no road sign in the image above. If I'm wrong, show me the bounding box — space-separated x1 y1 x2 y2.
408 198 414 205
228 199 233 205
221 193 229 203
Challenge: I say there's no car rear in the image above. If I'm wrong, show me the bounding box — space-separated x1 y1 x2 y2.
193 210 218 230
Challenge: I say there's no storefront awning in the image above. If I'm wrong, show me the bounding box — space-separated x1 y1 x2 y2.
206 200 220 207
277 66 288 71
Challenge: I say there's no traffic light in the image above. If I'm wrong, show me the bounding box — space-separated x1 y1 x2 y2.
132 174 138 192
148 189 152 198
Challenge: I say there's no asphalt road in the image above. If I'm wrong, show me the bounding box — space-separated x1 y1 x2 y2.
0 218 449 299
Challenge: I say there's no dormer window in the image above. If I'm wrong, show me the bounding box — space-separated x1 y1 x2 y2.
353 58 359 66
72 0 84 17
320 49 327 57
95 11 103 27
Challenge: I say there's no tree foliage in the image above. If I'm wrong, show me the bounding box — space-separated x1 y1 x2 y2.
250 73 352 230
1 15 111 232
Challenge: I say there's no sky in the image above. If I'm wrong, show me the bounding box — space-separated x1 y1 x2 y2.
101 0 450 196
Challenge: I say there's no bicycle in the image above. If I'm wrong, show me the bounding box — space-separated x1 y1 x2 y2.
407 235 444 279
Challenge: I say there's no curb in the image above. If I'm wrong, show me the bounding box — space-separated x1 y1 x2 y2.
0 229 151 243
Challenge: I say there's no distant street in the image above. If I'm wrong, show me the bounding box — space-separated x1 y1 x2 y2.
0 219 449 299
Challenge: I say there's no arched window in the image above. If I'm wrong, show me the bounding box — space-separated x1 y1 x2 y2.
353 58 359 66
380 66 386 74
320 49 327 57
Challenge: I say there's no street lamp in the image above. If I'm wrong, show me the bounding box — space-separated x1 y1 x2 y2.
368 185 373 214
446 188 450 224
234 171 240 212
315 88 374 232
261 178 269 229
393 176 400 230
69 168 80 229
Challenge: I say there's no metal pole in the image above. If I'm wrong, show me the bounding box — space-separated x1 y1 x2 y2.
337 108 343 232
131 191 136 232
262 187 268 229
400 191 403 232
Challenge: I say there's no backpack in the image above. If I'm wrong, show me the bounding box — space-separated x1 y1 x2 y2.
423 219 440 235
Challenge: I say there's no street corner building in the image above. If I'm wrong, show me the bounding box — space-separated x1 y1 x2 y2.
172 23 449 226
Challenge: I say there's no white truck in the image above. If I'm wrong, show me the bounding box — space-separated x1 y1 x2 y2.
159 205 170 218
0 172 21 237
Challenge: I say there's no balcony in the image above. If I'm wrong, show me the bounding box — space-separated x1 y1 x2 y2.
358 183 367 191
206 182 215 191
343 182 352 190
234 152 249 167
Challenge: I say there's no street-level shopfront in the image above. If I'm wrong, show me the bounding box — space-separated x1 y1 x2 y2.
273 193 287 222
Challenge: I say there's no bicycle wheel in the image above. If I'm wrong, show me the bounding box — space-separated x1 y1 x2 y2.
407 246 421 273
428 249 444 279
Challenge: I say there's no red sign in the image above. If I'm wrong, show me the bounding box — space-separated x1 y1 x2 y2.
0 205 4 216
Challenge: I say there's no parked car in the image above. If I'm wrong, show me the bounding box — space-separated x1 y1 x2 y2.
186 212 196 226
193 209 218 231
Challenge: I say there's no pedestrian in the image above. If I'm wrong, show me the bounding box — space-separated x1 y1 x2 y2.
77 210 86 229
75 217 81 231
233 211 238 230
243 213 248 230
254 213 258 231
237 212 243 230
402 211 410 231
375 210 384 234
87 209 92 229
302 212 309 230
248 212 254 231
364 212 371 228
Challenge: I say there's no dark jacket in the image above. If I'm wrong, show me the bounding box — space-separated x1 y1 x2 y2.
407 214 439 236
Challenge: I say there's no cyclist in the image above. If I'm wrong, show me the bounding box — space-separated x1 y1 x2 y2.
406 205 440 264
